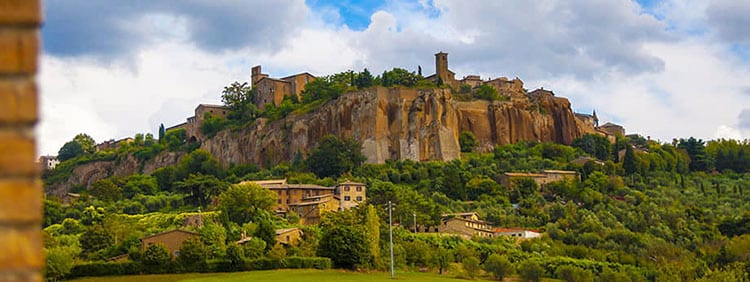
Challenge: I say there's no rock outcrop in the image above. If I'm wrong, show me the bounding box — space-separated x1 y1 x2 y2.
201 86 589 167
46 151 185 198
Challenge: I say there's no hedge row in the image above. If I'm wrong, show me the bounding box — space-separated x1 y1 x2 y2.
68 257 332 279
68 261 142 278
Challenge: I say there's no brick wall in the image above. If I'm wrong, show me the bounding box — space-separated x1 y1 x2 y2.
0 0 43 281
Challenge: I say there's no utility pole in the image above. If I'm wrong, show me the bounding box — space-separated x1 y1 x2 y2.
389 201 394 279
413 212 417 233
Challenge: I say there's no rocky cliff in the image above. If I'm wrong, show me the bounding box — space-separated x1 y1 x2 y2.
45 151 184 198
201 86 589 167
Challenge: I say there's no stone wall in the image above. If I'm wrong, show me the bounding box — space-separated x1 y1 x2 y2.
0 0 43 280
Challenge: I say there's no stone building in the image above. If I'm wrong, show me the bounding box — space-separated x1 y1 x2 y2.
428 212 494 239
275 227 303 246
95 137 134 151
245 179 366 224
598 122 626 137
500 170 579 188
185 104 228 143
38 155 59 171
288 194 340 225
140 229 200 258
251 65 315 110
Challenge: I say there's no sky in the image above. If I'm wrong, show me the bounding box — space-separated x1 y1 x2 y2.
38 0 750 156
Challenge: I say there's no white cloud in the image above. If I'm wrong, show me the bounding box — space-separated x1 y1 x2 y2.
39 0 750 156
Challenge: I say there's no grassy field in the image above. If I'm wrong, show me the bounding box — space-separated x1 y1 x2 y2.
69 269 492 282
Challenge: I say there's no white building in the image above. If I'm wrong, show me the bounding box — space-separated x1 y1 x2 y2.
494 228 541 239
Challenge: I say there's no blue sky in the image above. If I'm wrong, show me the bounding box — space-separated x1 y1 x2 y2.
38 0 750 155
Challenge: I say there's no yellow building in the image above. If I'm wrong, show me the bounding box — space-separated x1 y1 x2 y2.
289 194 340 225
246 179 366 224
335 180 366 210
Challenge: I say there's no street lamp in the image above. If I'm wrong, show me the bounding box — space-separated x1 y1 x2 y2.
413 212 417 233
388 201 394 279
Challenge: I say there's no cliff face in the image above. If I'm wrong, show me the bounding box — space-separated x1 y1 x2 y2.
46 151 184 198
202 86 588 167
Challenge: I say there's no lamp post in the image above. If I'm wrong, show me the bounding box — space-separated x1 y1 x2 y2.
388 201 394 279
413 212 417 233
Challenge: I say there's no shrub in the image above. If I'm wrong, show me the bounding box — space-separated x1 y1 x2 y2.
555 265 594 282
462 256 481 279
68 262 141 278
141 244 173 273
519 260 544 282
484 254 513 281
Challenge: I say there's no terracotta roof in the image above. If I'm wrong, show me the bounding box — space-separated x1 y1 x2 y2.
541 170 578 174
275 228 301 235
280 72 316 80
503 172 546 177
337 180 365 186
495 228 541 233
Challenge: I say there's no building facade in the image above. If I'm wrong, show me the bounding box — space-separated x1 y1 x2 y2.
140 229 200 257
251 65 315 110
500 170 579 188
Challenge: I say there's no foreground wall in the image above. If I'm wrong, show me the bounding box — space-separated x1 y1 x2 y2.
0 0 43 280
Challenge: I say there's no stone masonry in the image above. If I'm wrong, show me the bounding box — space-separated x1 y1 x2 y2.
0 0 43 281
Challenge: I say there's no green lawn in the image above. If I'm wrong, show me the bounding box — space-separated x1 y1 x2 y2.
69 269 490 282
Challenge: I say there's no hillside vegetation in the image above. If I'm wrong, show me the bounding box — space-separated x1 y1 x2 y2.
42 129 750 281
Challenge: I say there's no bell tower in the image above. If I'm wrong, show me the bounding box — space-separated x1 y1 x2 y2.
435 52 449 84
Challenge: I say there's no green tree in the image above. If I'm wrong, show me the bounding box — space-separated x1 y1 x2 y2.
177 237 207 270
218 182 277 225
88 178 122 202
57 141 83 162
474 84 500 101
73 133 96 154
255 216 277 252
200 222 228 259
200 113 228 138
45 247 75 281
317 224 369 269
678 137 714 171
221 81 259 122
518 260 543 282
484 254 513 281
306 135 366 178
79 225 113 259
572 134 612 161
462 256 481 279
158 123 166 142
240 237 266 259
175 149 223 180
355 68 374 89
142 244 172 272
225 244 245 271
459 131 479 153
433 246 454 275
122 174 158 197
623 145 638 175
174 173 228 207
555 265 594 282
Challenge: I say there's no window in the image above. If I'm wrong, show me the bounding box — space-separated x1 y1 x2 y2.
277 199 281 204
344 186 350 191
356 196 362 201
344 196 351 201
356 186 362 192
